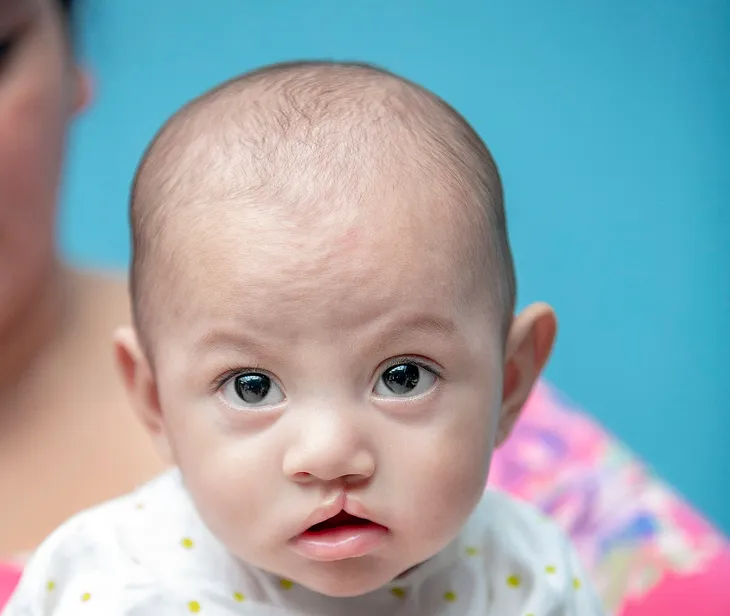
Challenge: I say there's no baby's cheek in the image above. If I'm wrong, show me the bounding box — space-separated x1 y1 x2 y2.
397 408 494 542
424 432 490 511
177 432 276 551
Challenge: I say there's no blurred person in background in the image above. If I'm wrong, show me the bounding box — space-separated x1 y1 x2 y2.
0 0 163 558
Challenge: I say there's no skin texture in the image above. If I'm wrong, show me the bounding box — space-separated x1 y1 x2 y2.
0 0 164 556
117 65 557 597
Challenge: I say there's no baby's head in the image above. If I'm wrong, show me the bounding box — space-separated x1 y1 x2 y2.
116 61 556 597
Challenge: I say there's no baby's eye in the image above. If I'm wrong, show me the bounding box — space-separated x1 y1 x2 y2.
221 372 285 409
373 362 437 398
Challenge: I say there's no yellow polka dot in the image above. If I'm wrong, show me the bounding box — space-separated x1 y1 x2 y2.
444 591 457 602
80 593 91 602
46 581 56 592
545 565 557 574
506 574 521 588
135 503 145 510
465 546 479 556
188 600 201 613
573 577 582 590
181 537 195 549
279 579 294 590
233 592 245 602
390 587 406 599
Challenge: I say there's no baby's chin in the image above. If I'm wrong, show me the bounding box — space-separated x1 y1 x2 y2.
255 540 449 598
282 560 413 598
253 551 427 598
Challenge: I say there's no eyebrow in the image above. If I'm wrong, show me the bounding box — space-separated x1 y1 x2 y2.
193 328 273 357
193 313 458 356
389 313 457 337
363 312 460 354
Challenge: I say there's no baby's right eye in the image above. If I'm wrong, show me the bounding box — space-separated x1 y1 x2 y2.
220 372 285 409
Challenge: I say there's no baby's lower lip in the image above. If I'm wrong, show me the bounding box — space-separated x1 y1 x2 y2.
291 522 389 562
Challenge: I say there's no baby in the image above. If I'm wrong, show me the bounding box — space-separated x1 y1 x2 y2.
5 62 606 615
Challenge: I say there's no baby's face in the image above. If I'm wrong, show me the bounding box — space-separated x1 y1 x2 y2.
144 197 506 597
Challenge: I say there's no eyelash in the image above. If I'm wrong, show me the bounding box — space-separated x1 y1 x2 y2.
209 357 444 394
379 356 444 381
210 363 265 394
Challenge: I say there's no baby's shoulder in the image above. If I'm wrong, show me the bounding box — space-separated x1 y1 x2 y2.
453 490 606 614
4 472 281 614
18 470 198 586
460 490 589 595
465 488 568 553
3 471 229 614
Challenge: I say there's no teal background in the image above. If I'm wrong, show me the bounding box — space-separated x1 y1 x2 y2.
61 0 730 532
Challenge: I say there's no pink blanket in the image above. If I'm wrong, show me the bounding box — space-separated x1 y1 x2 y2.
490 382 730 615
0 565 20 610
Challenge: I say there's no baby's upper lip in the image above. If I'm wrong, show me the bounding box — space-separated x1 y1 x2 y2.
292 495 384 538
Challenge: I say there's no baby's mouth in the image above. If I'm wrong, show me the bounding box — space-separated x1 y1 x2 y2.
293 510 389 561
305 511 377 535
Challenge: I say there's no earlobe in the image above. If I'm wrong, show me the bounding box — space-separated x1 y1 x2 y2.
113 327 173 462
496 303 557 445
114 326 141 393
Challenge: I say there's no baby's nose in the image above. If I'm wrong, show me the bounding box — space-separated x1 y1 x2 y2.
282 409 375 484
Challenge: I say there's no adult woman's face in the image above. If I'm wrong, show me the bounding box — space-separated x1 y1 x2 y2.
0 0 85 333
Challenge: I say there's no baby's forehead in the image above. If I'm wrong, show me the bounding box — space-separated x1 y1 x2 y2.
144 156 496 346
169 180 473 291
158 208 497 362
149 178 493 342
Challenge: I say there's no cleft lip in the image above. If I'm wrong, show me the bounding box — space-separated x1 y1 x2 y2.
293 496 346 539
307 510 372 533
293 496 387 540
289 495 390 562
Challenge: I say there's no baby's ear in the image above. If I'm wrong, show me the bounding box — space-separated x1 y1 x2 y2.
496 303 557 446
113 326 173 462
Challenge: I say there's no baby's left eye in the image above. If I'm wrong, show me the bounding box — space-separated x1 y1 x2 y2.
373 362 437 398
